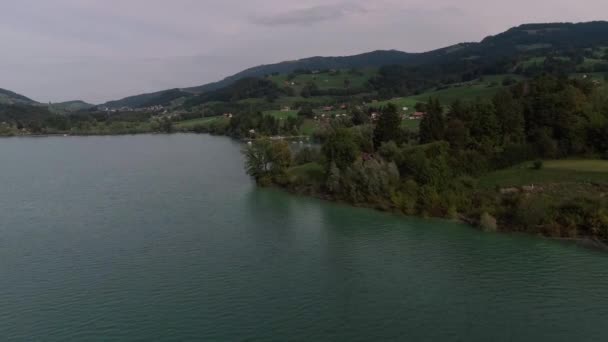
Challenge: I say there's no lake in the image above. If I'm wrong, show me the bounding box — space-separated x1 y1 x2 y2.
1 134 607 341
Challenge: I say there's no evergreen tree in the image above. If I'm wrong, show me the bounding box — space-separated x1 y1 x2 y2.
351 107 370 126
322 128 360 170
493 90 525 145
419 98 445 143
373 103 401 148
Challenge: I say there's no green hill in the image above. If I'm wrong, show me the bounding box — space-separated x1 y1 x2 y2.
0 88 37 105
101 21 608 110
49 100 95 114
101 88 190 109
181 50 419 94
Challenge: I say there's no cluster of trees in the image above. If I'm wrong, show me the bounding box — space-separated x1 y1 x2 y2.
419 75 608 161
243 74 608 240
185 78 284 107
244 139 292 185
190 111 305 138
0 102 169 136
301 82 368 98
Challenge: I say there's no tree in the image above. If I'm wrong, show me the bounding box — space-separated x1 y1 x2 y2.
444 119 469 149
326 162 341 193
301 82 318 98
493 90 525 145
373 103 401 148
351 107 369 126
419 98 445 143
378 141 400 162
322 128 359 170
298 105 315 118
160 117 173 133
415 102 427 112
244 139 273 182
448 100 472 122
469 99 500 149
243 139 292 184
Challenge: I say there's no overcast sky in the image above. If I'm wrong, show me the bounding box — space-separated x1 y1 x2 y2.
2 0 607 104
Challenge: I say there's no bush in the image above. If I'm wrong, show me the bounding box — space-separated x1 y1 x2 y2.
480 212 498 232
294 147 322 165
532 160 544 170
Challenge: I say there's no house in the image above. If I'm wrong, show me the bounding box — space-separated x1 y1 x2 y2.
223 113 233 118
411 112 426 119
281 106 291 112
340 104 348 110
322 106 334 111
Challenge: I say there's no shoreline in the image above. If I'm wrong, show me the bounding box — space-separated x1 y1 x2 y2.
266 182 608 252
4 131 607 251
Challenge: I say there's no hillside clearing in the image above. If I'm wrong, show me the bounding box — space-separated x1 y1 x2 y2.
478 160 608 189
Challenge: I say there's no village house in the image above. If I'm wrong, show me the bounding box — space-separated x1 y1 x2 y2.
411 112 426 120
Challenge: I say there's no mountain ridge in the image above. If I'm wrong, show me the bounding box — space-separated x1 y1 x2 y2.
0 88 38 106
101 20 608 109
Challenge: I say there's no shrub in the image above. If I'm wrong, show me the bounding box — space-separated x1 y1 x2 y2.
532 160 544 170
294 147 322 165
378 141 400 162
480 212 498 232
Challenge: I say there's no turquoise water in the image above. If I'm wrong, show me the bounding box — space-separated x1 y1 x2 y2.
0 134 607 341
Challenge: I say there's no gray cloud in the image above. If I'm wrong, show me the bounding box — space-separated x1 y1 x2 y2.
251 3 367 27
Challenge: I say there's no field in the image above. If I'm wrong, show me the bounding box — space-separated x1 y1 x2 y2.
582 58 606 68
299 119 321 136
274 96 336 107
263 110 298 120
288 162 325 183
373 75 523 113
174 116 228 129
478 160 608 189
401 119 421 130
372 98 420 113
269 68 376 93
409 84 503 104
571 72 608 83
522 56 547 68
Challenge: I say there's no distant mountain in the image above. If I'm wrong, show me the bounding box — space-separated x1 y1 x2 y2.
0 103 55 124
182 50 420 94
101 88 190 109
103 21 608 108
49 100 95 113
0 88 37 106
